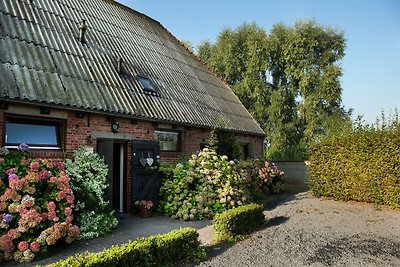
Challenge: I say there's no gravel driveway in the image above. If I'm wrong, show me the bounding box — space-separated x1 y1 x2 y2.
198 192 400 267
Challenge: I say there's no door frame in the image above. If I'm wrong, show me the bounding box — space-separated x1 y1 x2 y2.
96 138 129 214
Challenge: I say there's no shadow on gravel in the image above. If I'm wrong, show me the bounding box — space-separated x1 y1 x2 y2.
206 242 233 258
267 215 289 227
263 184 309 211
306 234 400 266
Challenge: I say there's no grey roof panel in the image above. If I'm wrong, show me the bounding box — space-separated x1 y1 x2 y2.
0 0 264 135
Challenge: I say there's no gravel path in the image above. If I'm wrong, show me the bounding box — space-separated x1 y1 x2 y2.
198 192 400 267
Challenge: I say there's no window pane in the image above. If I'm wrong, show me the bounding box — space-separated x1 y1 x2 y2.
138 76 156 92
154 131 179 151
6 122 58 146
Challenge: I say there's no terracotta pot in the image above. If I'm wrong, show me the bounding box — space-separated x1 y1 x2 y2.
138 207 152 218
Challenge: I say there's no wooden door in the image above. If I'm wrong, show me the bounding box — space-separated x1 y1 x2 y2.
131 140 161 213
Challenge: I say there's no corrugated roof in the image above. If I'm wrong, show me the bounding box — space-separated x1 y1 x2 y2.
0 0 265 136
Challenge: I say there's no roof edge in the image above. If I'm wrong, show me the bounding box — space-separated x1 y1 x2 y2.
1 98 266 137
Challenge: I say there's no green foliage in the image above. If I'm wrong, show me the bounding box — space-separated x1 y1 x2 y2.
65 147 118 239
197 20 350 160
265 144 308 161
159 148 248 220
198 22 268 117
208 121 243 160
308 117 400 209
49 227 206 267
213 203 266 242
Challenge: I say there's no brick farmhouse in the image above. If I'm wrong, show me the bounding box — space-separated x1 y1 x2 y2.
0 0 264 213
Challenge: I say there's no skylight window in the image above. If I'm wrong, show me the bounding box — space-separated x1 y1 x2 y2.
137 75 156 93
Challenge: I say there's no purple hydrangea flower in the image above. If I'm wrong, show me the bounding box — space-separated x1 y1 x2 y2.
8 173 18 181
17 143 30 151
3 214 13 223
233 159 239 164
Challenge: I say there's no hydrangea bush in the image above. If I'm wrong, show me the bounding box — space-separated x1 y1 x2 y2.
159 148 249 220
0 145 79 263
65 147 118 239
159 149 285 221
241 158 285 200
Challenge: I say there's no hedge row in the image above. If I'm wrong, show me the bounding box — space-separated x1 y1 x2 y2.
308 130 400 209
49 227 205 267
213 203 266 241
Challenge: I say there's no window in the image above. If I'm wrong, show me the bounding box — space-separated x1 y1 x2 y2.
154 130 179 152
241 143 250 159
137 75 156 93
5 116 62 149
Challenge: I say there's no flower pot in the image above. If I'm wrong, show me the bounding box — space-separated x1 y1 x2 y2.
138 207 152 218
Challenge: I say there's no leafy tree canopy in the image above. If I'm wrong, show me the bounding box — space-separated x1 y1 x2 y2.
197 20 351 160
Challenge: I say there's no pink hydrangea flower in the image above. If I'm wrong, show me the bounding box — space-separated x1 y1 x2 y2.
65 215 74 224
0 234 14 253
5 168 16 175
0 201 7 211
7 229 21 239
17 241 29 251
64 207 72 216
39 169 51 180
47 211 59 222
46 201 56 211
29 241 41 253
57 191 66 201
20 159 29 166
30 161 40 171
18 209 42 232
66 195 74 204
41 212 48 221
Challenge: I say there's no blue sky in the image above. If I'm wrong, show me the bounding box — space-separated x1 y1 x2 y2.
119 0 400 123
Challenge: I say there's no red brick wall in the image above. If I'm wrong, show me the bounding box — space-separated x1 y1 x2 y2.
1 106 264 212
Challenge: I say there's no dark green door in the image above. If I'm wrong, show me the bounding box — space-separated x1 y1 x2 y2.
131 140 161 213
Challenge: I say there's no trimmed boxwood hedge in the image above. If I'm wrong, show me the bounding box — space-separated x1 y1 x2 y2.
308 129 400 209
213 203 266 241
49 227 205 267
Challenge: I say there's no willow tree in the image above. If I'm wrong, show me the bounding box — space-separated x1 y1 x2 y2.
197 20 349 160
197 22 269 125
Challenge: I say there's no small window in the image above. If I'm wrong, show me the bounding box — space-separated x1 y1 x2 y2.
154 130 179 152
5 116 62 149
137 75 156 93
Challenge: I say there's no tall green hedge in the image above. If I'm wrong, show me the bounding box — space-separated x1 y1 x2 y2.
49 227 205 267
308 129 400 209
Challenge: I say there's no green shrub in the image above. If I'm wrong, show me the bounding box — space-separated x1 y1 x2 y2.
65 147 118 239
213 203 266 242
49 227 205 267
159 148 249 221
308 125 400 209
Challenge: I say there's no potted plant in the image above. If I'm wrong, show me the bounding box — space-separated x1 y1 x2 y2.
135 200 154 218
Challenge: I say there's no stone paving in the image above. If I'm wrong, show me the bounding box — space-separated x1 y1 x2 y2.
9 214 213 267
